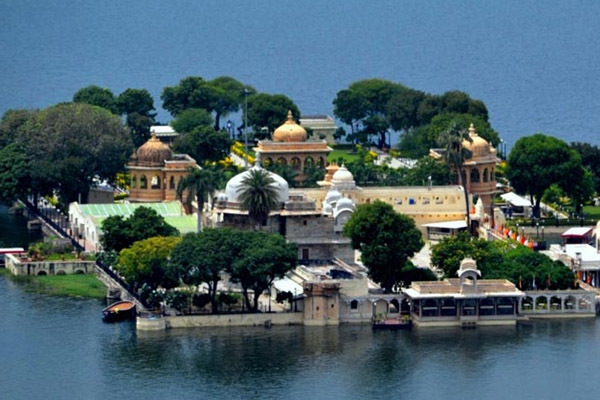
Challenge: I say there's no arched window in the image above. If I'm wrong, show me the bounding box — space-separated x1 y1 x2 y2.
169 176 175 190
470 168 480 183
304 156 314 172
140 175 147 189
483 168 489 182
291 157 301 171
350 300 358 310
277 157 287 165
131 175 137 189
151 175 161 189
318 157 325 168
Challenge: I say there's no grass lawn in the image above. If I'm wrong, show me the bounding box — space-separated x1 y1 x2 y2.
15 274 106 299
327 148 360 163
583 205 600 219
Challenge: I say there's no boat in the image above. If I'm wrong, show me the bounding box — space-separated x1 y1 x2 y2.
372 316 412 331
102 300 136 323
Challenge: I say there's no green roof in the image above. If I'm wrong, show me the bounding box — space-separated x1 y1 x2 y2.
83 202 197 234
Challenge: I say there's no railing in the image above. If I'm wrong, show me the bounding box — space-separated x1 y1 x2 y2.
21 198 146 308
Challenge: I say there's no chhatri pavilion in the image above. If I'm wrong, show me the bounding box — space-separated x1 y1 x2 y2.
254 111 332 182
126 133 197 202
430 123 500 216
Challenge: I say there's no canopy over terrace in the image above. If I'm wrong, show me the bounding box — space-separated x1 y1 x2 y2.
422 220 467 241
561 227 593 245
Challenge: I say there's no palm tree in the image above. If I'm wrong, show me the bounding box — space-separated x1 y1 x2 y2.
437 122 473 230
237 169 280 230
177 168 218 232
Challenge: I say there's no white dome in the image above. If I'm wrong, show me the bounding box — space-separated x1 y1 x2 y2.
325 189 342 202
225 165 289 204
336 197 355 211
331 165 354 183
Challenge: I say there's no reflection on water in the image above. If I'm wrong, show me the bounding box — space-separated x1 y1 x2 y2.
0 205 41 248
3 207 600 399
3 272 600 400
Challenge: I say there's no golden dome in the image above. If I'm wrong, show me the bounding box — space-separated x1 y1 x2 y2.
134 133 172 167
463 123 491 159
273 110 307 142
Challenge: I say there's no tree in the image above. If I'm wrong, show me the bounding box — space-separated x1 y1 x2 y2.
117 88 156 116
386 88 426 132
14 103 133 205
332 89 368 135
0 143 31 204
161 76 255 129
73 85 119 114
117 88 157 146
229 231 297 312
172 125 232 163
437 122 472 229
403 156 451 186
246 93 300 135
571 142 600 192
506 134 583 217
116 236 181 291
170 108 213 134
343 201 423 292
101 206 180 252
176 168 219 232
169 228 243 313
237 169 281 229
209 76 256 130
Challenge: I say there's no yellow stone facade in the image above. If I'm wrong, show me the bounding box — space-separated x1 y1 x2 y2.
254 111 332 182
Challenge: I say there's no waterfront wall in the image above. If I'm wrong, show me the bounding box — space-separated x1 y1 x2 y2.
137 312 304 331
5 254 95 276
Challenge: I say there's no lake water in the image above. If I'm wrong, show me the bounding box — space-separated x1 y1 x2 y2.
3 3 600 398
2 208 600 400
2 0 600 150
2 271 600 400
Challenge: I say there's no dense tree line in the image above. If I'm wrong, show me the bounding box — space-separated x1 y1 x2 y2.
431 232 575 290
332 78 494 153
0 103 133 206
114 227 297 313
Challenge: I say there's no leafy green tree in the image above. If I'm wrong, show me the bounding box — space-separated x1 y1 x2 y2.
73 85 119 114
343 201 423 292
117 88 157 146
169 228 246 313
172 125 232 163
161 76 255 130
332 89 368 136
246 93 300 135
0 109 38 148
437 122 472 229
170 108 214 134
571 142 600 192
399 262 438 287
404 157 451 186
430 232 501 277
16 103 132 205
237 169 281 229
101 206 179 252
176 168 219 232
566 167 595 215
229 231 297 312
506 134 583 217
386 88 426 132
0 143 31 204
117 236 181 291
117 88 156 116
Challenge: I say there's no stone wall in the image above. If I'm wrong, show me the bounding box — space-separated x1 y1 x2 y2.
5 254 95 276
137 312 303 331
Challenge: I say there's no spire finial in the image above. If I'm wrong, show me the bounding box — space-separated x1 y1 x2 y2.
469 123 476 136
286 110 294 122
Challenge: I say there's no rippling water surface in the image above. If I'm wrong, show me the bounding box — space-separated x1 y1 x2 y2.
2 0 600 149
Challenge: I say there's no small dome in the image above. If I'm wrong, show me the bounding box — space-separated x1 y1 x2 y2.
457 257 481 277
325 189 342 202
225 165 289 204
463 124 491 159
332 165 354 182
273 110 307 142
336 197 355 210
135 133 172 167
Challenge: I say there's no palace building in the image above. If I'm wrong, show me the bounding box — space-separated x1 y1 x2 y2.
254 111 332 183
126 133 197 202
430 123 500 216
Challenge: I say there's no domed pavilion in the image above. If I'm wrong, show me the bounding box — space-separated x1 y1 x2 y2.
460 124 500 215
127 133 197 202
254 111 332 182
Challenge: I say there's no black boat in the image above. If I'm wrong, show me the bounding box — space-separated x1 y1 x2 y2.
102 300 136 323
